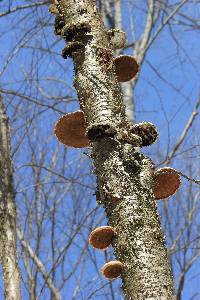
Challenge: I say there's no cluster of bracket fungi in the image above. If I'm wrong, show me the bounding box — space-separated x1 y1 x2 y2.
50 0 181 280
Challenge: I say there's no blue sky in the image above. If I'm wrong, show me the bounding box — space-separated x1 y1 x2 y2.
0 1 200 299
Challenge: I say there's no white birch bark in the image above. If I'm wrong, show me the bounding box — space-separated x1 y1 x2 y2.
0 95 21 300
54 1 177 299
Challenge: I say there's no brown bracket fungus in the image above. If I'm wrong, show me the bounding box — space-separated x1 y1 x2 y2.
130 121 158 146
62 42 85 59
88 226 115 250
107 29 126 50
102 261 123 279
153 167 181 199
54 111 90 148
86 124 117 141
113 55 139 82
61 22 91 41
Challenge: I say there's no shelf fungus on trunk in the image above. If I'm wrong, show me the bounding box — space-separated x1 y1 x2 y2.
113 55 139 82
107 29 126 50
153 167 181 199
117 128 142 147
89 226 115 250
54 111 90 148
62 42 85 59
57 1 91 41
102 261 123 279
130 121 158 147
54 15 65 36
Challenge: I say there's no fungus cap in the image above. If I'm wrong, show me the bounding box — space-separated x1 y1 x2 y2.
62 42 85 59
89 226 114 250
113 55 139 82
108 29 126 49
54 111 89 148
131 122 158 146
102 261 123 279
153 167 181 199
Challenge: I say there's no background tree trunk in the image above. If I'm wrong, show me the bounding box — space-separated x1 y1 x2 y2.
0 95 21 299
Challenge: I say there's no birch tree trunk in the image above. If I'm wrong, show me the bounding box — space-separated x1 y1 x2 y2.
0 95 21 300
55 1 177 299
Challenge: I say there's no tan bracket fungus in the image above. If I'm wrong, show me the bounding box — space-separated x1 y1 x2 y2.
107 29 126 50
54 111 90 148
102 261 123 279
130 121 158 147
89 226 115 250
153 167 181 199
113 55 139 82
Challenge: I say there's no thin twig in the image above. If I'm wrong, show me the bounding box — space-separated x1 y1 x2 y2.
0 1 49 18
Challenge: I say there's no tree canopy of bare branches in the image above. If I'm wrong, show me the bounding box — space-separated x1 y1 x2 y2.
0 0 200 299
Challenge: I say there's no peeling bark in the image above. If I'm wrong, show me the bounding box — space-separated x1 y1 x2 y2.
0 95 21 300
53 1 177 299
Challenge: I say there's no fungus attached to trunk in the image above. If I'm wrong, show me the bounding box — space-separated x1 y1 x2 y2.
54 111 90 148
130 121 158 146
89 226 115 250
62 42 85 58
113 55 139 82
54 15 65 36
107 29 126 50
153 167 181 199
102 261 123 279
61 22 91 41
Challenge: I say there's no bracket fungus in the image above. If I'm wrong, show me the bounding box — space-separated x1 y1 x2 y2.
113 55 139 82
89 226 115 250
130 121 158 146
54 15 65 36
107 29 126 50
117 130 142 147
86 123 117 141
102 261 123 279
153 167 181 199
54 111 90 148
62 42 85 59
61 22 91 41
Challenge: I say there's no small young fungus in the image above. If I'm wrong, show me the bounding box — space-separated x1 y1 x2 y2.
102 261 123 279
89 226 115 250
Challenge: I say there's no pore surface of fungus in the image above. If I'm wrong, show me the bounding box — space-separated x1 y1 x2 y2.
54 111 89 148
153 167 181 199
102 260 123 279
113 55 139 82
89 226 115 250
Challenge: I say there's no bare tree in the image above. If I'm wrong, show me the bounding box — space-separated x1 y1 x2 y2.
0 94 21 299
0 0 200 299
